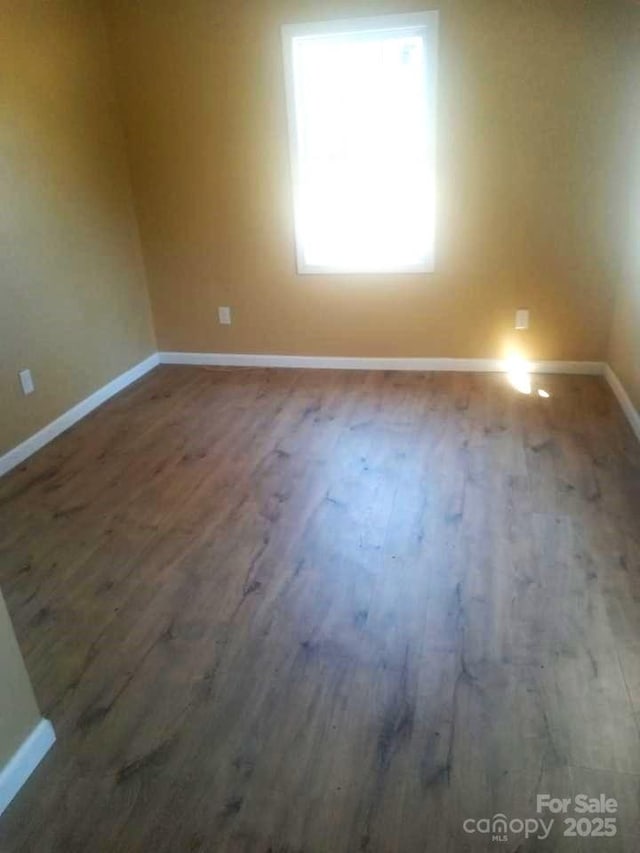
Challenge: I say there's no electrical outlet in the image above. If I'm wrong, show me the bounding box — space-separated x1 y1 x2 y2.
515 308 529 330
19 369 34 395
218 306 232 325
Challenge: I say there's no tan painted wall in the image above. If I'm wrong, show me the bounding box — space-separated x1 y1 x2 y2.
0 0 156 457
608 19 640 412
0 591 41 768
104 0 625 363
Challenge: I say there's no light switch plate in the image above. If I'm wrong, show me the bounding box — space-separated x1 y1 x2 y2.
218 306 232 325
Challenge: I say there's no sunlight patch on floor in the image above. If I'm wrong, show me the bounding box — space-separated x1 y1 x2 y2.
503 356 551 398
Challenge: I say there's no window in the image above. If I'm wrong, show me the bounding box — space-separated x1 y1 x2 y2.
282 12 438 274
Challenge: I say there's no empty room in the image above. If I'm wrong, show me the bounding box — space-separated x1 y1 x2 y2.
1 0 640 850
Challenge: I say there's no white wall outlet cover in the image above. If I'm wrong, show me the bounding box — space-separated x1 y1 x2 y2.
218 306 232 325
515 309 529 330
19 369 34 395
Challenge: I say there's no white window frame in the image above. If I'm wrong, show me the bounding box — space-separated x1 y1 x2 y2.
281 11 438 275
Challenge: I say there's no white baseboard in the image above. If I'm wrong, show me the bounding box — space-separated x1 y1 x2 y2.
604 365 640 443
0 353 159 479
0 719 55 817
0 351 611 480
159 351 605 375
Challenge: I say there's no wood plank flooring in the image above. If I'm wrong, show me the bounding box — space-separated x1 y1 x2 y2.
0 366 639 852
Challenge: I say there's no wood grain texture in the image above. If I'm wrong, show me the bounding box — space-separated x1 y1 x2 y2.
0 366 639 852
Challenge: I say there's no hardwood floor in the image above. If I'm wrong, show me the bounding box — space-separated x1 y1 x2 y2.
0 366 639 852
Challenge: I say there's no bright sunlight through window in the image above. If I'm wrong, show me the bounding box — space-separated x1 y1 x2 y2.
282 12 438 274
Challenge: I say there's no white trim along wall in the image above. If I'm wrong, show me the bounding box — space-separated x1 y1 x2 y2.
0 354 159 478
0 719 55 817
1 353 639 480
